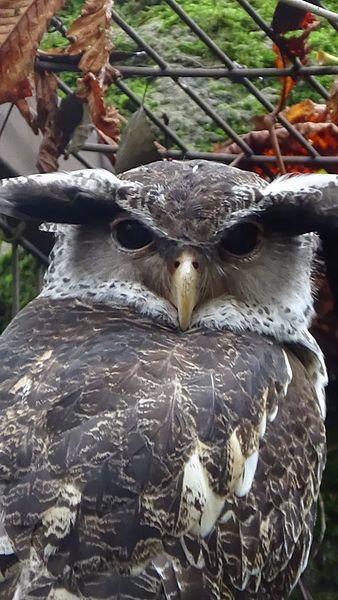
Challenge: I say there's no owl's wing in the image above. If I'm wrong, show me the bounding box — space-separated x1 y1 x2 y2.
0 297 325 599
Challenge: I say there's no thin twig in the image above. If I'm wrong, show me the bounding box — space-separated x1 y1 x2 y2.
0 103 14 139
311 492 326 559
229 153 245 167
298 578 314 600
267 115 286 174
279 0 338 24
11 242 20 318
327 443 338 455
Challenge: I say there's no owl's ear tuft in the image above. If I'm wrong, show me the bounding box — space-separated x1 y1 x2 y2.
258 173 338 236
0 169 139 224
256 173 338 311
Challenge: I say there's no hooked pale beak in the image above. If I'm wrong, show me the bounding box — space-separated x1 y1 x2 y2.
171 249 201 331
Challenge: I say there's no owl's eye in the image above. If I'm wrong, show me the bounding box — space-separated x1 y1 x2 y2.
112 219 155 252
219 222 262 258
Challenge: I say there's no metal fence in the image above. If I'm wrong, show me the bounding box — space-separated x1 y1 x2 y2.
37 0 338 171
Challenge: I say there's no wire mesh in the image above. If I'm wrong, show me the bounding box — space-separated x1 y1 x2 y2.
34 0 338 173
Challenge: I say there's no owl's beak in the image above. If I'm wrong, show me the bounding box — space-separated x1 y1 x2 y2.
171 249 201 331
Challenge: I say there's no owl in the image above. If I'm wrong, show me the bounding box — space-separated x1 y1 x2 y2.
0 159 336 600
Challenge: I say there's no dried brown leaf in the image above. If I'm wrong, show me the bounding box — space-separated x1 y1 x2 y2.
216 122 338 176
43 0 115 83
0 0 65 104
115 108 162 174
77 73 121 145
272 17 320 108
317 50 338 66
283 99 327 124
273 45 296 107
271 0 321 34
326 78 338 125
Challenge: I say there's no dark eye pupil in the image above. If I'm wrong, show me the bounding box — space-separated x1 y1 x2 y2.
114 220 153 250
221 223 261 256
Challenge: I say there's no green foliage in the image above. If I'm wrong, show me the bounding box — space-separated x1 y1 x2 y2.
0 245 40 333
41 0 82 47
108 0 337 149
41 0 337 150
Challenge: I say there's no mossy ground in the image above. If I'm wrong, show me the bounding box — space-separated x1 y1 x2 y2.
110 0 336 150
42 0 337 151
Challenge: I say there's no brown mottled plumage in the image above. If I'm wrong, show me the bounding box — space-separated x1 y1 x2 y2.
0 160 336 599
0 300 325 599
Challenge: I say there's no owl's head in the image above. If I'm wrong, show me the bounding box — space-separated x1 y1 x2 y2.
1 160 337 344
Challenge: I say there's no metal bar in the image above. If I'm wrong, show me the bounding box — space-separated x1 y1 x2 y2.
35 62 80 73
236 0 331 99
164 0 320 157
37 61 338 79
0 217 49 265
81 143 338 165
0 104 14 139
111 10 253 155
49 16 70 38
111 9 167 69
162 152 338 165
11 242 20 317
71 151 95 169
56 76 77 96
175 81 253 154
279 0 338 24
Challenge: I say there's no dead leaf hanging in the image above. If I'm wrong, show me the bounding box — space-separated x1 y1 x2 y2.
35 70 63 173
115 108 162 174
271 1 321 108
325 78 338 125
77 73 121 145
282 99 327 124
271 0 321 34
215 122 338 176
0 0 65 104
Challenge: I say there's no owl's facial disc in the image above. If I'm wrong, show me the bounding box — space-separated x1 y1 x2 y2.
111 213 265 331
169 222 263 331
171 249 201 331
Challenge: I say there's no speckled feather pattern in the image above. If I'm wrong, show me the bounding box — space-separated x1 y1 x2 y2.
0 299 325 600
118 161 266 242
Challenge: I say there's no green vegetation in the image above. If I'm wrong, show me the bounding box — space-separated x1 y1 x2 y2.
108 0 337 147
0 245 40 332
41 0 338 150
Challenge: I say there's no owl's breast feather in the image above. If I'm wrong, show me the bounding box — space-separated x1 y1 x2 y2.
0 297 326 597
